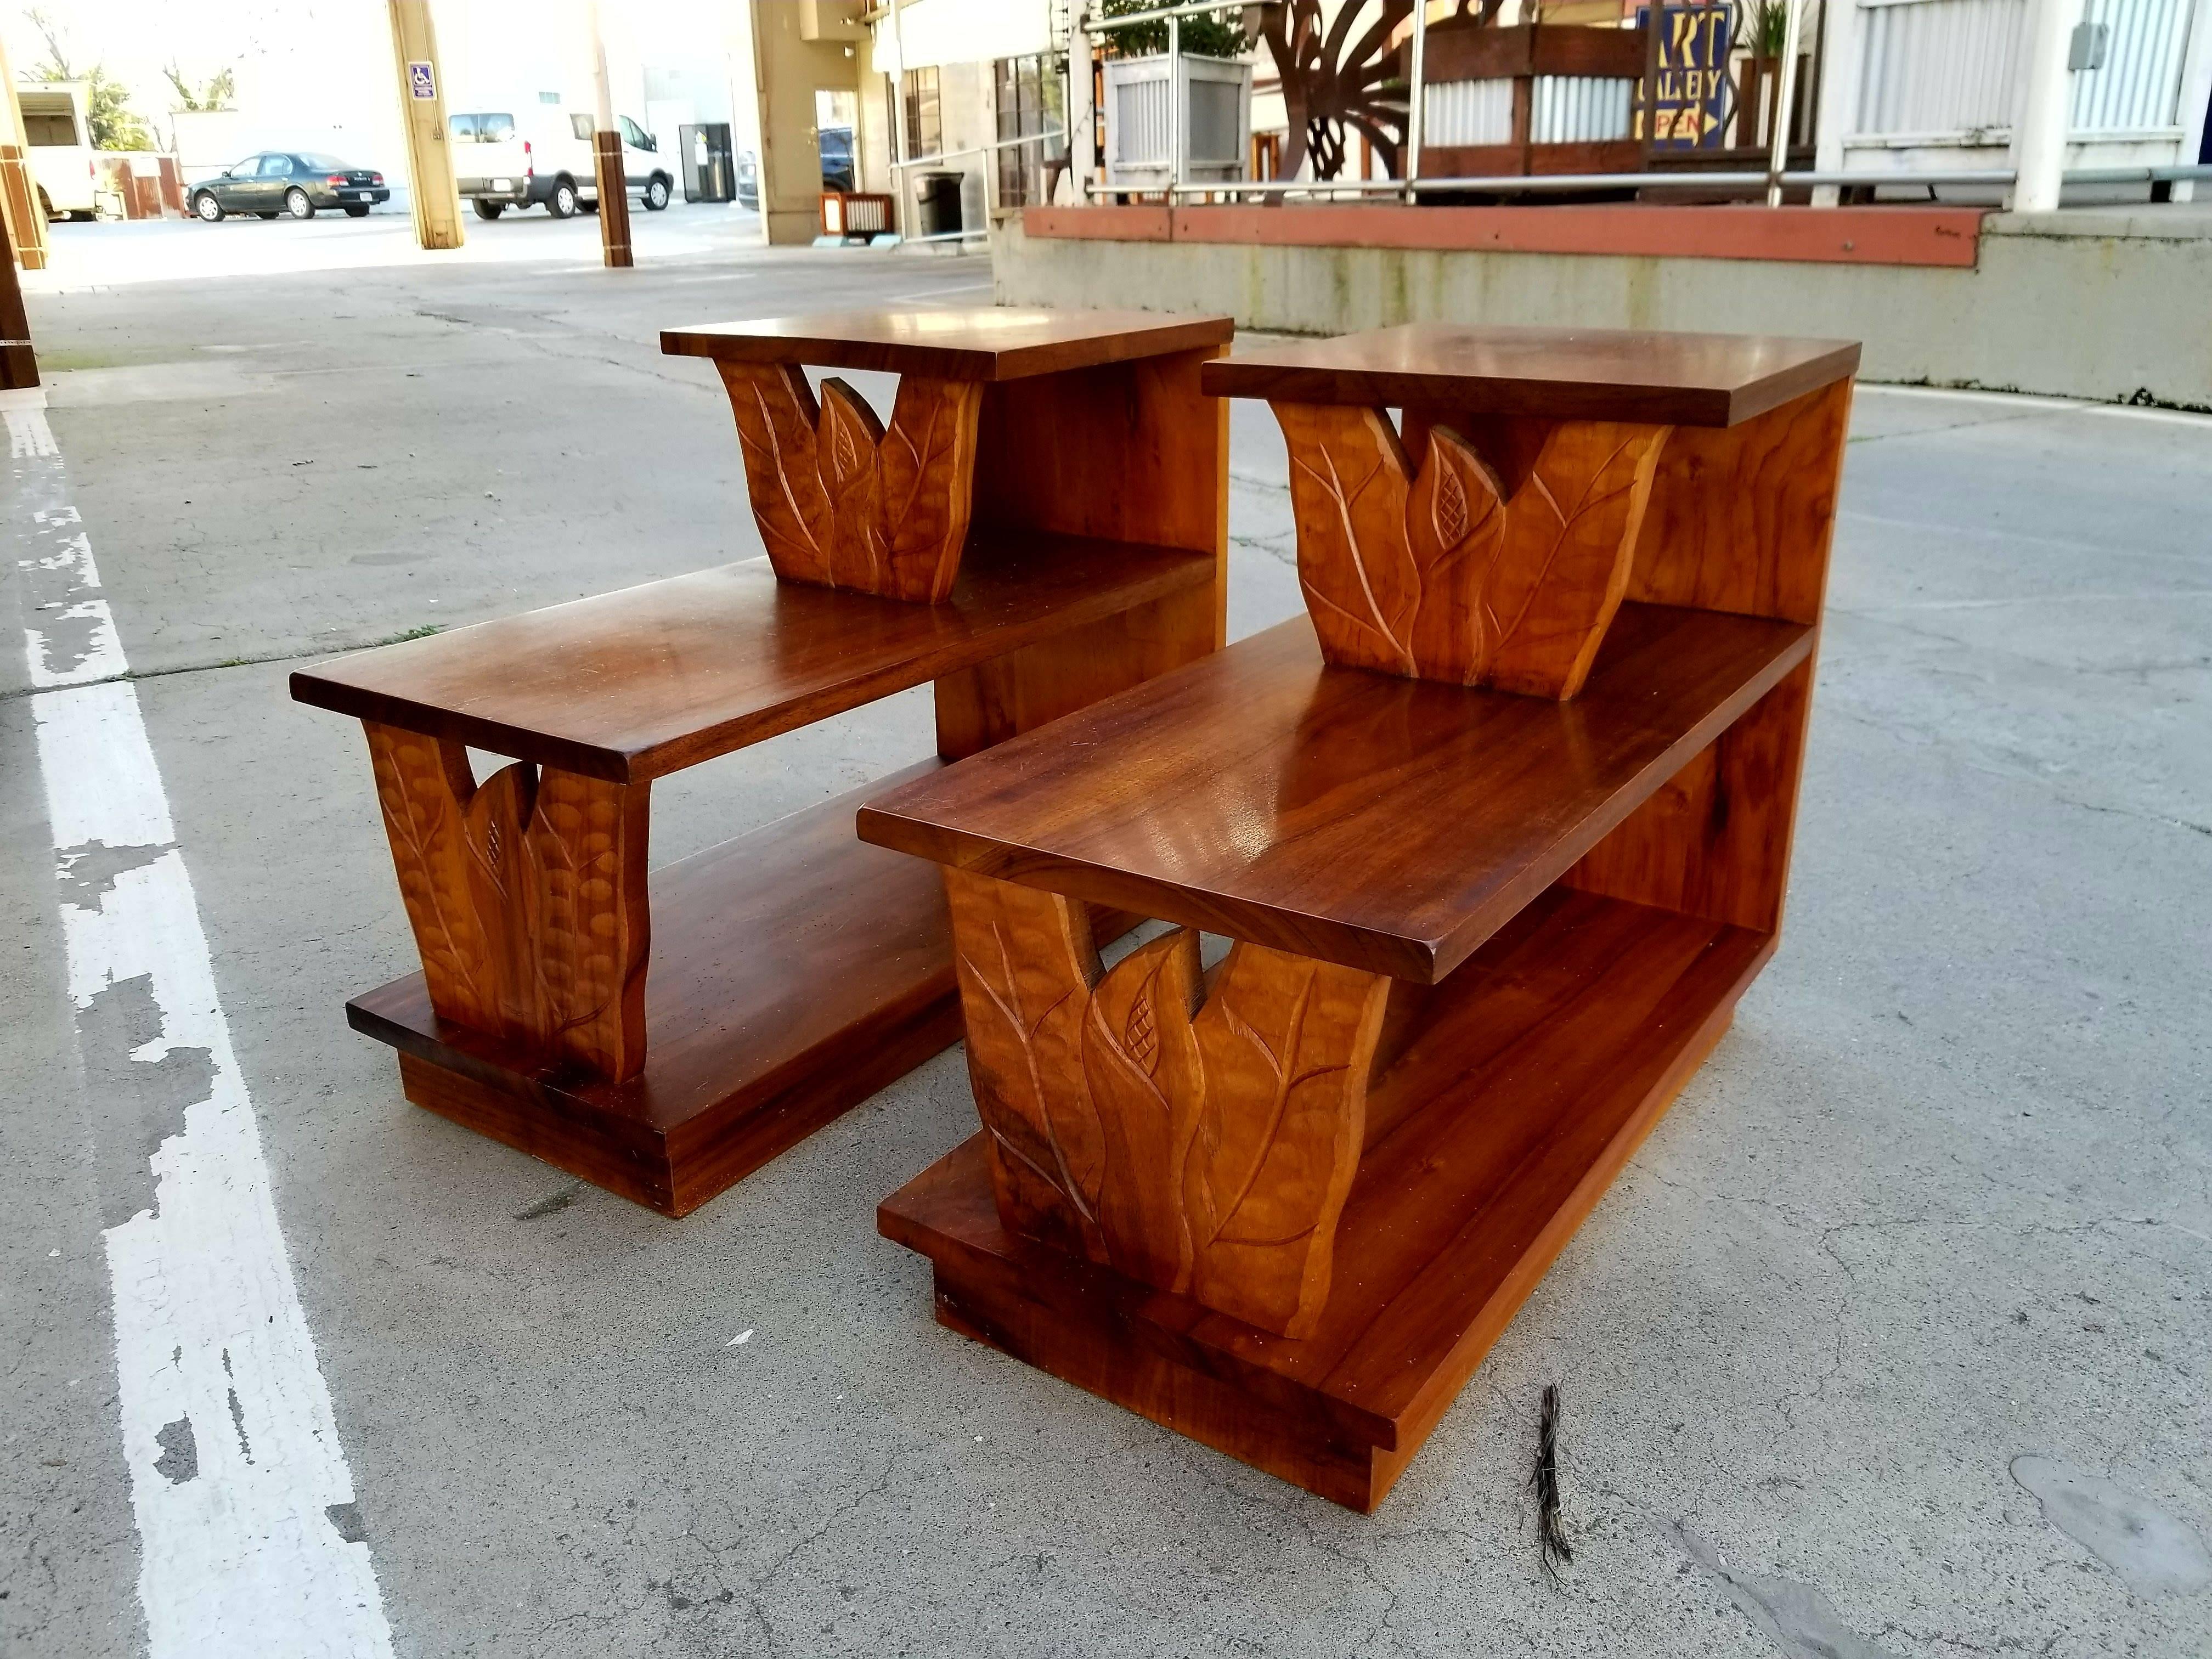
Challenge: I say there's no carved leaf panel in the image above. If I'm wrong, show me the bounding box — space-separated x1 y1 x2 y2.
879 377 983 602
1184 944 1390 1338
719 362 834 587
1274 402 1421 676
365 725 494 1030
1480 421 1672 698
715 361 981 603
363 722 650 1081
943 871 1391 1338
1081 929 1204 1291
817 376 888 591
943 868 1108 1260
1271 402 1672 698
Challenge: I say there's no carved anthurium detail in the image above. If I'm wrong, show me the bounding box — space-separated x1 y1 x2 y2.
716 360 983 603
364 723 650 1081
944 868 1390 1339
1271 402 1672 698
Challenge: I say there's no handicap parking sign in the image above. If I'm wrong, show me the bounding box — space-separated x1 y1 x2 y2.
408 61 436 100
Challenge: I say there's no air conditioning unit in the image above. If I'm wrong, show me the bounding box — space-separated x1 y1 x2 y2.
1102 54 1252 189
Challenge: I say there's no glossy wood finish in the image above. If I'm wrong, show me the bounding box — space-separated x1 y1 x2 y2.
937 345 1230 758
862 604 1812 982
875 326 1852 1508
662 307 1233 382
353 766 961 1216
309 308 1234 1215
1628 379 1854 625
882 887 1774 1511
291 533 1216 784
719 362 982 602
945 868 1390 1338
1203 324 1860 427
1273 403 1669 696
365 724 650 1081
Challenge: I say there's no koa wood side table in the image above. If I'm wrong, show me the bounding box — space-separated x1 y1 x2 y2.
292 307 1232 1216
862 323 1859 1510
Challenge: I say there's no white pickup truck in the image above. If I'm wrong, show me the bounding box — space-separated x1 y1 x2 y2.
446 106 674 220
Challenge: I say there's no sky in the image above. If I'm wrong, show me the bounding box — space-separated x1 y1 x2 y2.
7 0 743 166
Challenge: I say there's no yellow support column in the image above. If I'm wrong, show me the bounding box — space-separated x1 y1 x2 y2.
0 29 50 272
387 0 464 251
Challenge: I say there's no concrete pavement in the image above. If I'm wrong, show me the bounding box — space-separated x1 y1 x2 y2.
3 211 2207 1658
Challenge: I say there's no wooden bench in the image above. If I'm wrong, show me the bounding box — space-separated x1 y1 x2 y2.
293 307 1232 1216
862 322 1859 1510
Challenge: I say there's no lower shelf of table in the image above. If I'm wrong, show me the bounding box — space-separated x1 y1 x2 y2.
878 885 1776 1511
349 763 960 1217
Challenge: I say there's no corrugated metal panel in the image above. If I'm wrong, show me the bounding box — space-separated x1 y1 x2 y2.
1852 0 2194 140
1112 72 1170 166
1531 75 1635 142
2070 0 2193 132
1425 77 1514 147
1855 0 2025 137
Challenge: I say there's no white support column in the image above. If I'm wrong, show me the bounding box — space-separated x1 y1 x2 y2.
1167 12 1182 200
2012 0 2082 212
1406 0 1427 201
1812 0 1863 206
1767 0 1808 205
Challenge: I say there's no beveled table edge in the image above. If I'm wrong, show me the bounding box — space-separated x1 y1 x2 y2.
660 307 1235 381
1200 326 1861 427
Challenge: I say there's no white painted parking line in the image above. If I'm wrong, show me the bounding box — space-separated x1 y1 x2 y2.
13 393 396 1659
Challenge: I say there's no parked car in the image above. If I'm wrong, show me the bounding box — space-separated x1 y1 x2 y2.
446 107 674 219
189 153 388 221
735 149 759 210
818 126 855 194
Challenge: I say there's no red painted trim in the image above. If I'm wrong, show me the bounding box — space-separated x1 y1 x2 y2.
1024 203 1987 269
1025 205 1172 241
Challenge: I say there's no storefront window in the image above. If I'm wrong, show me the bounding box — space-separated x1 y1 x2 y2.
992 54 1066 208
902 67 941 161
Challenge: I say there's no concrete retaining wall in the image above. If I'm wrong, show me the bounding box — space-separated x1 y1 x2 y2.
992 206 2212 408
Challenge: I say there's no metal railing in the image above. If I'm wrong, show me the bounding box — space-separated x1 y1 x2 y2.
1079 161 2212 200
884 128 1073 245
1075 1 2207 212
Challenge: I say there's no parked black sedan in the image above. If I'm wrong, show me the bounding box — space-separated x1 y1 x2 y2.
189 153 389 222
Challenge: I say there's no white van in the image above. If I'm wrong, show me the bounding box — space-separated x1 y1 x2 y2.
19 82 95 219
446 107 674 219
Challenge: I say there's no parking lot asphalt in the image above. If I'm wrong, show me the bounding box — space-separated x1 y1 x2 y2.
3 209 2208 1659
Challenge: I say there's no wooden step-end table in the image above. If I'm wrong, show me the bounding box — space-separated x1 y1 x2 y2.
861 323 1860 1509
292 307 1232 1216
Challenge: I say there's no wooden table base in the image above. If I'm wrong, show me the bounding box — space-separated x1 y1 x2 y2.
351 766 962 1216
881 886 1773 1510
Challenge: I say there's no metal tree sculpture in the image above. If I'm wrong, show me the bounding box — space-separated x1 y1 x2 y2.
1254 0 1413 181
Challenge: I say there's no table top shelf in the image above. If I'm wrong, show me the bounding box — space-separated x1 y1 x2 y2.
662 307 1232 382
859 602 1813 983
291 530 1215 782
1200 323 1859 426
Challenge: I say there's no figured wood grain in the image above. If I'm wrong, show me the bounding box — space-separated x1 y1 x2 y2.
352 763 962 1216
291 532 1215 783
881 887 1773 1510
861 603 1812 981
1628 378 1854 625
1273 402 1669 696
936 346 1229 758
718 360 982 602
945 868 1389 1338
1566 655 1813 934
1205 324 1859 427
364 722 650 1081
